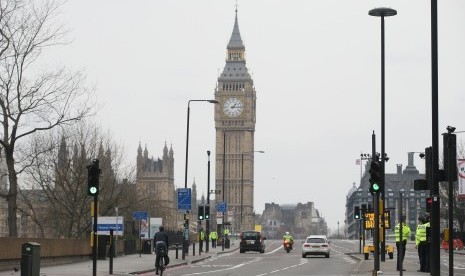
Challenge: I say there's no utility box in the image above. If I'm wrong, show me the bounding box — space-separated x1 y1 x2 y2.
143 240 152 254
21 242 41 276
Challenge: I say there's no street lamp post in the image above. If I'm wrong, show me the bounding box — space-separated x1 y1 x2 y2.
183 99 218 258
240 151 264 231
206 150 211 253
222 131 227 251
369 7 396 266
221 130 235 251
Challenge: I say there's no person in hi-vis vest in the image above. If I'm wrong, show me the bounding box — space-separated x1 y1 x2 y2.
209 230 218 248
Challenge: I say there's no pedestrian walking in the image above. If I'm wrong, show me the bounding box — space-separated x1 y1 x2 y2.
394 215 411 271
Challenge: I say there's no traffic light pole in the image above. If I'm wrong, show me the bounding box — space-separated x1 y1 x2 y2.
92 194 98 276
430 1 440 274
371 131 380 272
373 192 380 272
206 151 211 253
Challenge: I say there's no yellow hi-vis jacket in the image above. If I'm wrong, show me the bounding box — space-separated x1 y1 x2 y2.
394 223 411 242
415 222 430 246
210 231 218 240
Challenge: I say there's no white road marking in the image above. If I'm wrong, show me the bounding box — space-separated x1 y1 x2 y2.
182 257 262 275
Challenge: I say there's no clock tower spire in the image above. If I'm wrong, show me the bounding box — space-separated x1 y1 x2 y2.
214 8 257 231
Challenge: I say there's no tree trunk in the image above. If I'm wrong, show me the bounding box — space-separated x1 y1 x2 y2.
5 147 18 237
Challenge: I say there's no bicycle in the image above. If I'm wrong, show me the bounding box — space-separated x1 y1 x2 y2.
157 247 167 276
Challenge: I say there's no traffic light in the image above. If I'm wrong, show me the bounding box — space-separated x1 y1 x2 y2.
354 206 360 219
425 146 432 189
361 204 367 219
443 133 457 182
426 197 432 213
204 205 210 220
87 159 100 196
369 161 382 194
198 205 204 220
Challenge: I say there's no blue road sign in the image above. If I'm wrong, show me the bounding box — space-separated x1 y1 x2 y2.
177 188 192 210
217 202 227 213
132 211 148 220
97 224 123 232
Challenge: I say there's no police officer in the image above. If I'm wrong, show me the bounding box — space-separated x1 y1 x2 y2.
199 228 205 252
416 216 426 272
416 214 430 272
210 230 218 248
394 215 411 271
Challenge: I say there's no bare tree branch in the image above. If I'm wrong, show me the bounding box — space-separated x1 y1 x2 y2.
0 0 95 237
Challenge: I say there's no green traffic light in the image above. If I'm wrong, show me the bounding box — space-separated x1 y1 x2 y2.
372 183 380 191
89 186 98 195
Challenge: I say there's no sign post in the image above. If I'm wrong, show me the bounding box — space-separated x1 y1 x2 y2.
132 211 148 257
177 188 192 259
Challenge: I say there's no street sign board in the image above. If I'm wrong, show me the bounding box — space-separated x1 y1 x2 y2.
364 211 391 229
458 159 465 199
217 202 227 213
177 188 192 210
95 216 124 236
132 211 148 221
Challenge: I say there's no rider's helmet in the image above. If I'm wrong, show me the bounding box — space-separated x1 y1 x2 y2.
285 231 289 235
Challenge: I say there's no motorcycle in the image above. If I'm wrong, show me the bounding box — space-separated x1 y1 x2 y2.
283 240 293 253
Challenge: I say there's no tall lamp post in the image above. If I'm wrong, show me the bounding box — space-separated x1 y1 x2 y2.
240 150 264 231
206 150 211 253
183 99 218 258
221 130 234 251
369 7 396 265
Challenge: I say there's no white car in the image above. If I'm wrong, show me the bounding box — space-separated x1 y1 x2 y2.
301 235 330 258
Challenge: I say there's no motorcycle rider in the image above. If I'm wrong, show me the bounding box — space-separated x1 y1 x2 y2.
283 231 294 250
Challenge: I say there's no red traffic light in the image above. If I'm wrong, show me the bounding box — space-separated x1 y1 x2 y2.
426 197 433 213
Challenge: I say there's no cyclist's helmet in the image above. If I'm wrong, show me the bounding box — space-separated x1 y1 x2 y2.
285 231 289 235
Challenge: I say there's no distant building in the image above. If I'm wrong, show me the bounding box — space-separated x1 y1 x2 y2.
214 8 257 232
346 152 429 240
260 202 327 239
136 143 179 230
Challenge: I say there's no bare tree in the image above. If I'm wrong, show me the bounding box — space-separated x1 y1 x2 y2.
21 121 136 238
0 0 94 237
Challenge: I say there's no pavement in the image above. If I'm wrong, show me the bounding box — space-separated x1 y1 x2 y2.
0 241 239 276
350 242 465 275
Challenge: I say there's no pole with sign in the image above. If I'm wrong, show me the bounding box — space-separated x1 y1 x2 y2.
132 211 148 258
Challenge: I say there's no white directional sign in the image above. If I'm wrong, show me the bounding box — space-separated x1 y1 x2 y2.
96 216 124 236
458 159 465 199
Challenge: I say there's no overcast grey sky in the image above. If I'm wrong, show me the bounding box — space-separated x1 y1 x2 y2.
47 0 465 231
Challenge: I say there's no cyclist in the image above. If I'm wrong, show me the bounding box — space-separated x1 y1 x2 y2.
154 226 170 275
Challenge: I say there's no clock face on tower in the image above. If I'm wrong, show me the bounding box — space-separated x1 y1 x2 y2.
223 97 244 117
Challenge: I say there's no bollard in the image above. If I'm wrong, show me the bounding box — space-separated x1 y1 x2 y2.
175 243 179 259
21 242 41 276
193 242 195 256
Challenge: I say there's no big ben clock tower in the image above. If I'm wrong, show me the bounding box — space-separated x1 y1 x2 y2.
214 9 257 231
